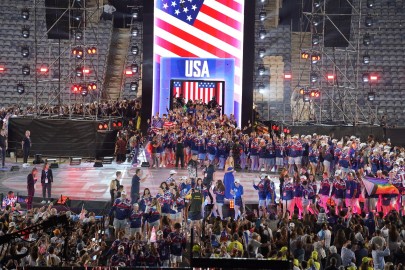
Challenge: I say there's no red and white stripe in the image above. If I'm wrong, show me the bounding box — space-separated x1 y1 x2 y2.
174 81 223 105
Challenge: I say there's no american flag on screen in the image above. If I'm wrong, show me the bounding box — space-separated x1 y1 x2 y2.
173 81 223 105
155 0 243 97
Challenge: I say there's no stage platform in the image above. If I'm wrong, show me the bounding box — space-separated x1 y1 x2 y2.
0 160 280 210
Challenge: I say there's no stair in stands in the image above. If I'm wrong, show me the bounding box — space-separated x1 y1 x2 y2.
103 28 131 100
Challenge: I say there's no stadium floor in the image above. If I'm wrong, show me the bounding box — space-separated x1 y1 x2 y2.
0 159 280 205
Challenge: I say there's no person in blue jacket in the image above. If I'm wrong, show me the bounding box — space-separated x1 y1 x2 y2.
109 191 132 238
253 173 268 217
129 203 143 237
281 176 294 217
231 179 244 220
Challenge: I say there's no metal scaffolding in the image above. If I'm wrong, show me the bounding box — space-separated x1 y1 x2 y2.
23 0 105 119
292 0 378 125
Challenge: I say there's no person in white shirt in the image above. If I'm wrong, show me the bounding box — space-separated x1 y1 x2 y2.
100 1 116 21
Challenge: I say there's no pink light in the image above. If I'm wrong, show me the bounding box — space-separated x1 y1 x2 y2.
0 66 4 72
40 67 48 73
83 68 90 74
284 74 292 79
327 75 334 80
370 75 378 81
125 70 133 75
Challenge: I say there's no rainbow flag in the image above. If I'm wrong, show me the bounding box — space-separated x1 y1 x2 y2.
362 177 399 196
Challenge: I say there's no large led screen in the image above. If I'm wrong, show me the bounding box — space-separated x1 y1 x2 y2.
153 0 245 124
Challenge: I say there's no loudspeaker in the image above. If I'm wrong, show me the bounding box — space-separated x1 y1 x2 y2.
10 166 20 172
141 162 150 167
93 161 103 167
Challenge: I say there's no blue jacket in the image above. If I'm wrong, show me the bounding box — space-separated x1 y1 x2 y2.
129 210 143 228
282 182 294 200
109 198 131 220
232 184 244 199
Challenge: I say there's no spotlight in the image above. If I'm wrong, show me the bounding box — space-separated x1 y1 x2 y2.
303 93 310 102
17 83 25 94
72 84 82 93
125 69 133 75
132 8 139 19
311 54 321 64
259 10 266 21
260 0 265 2
284 74 292 79
76 66 83 77
87 47 97 54
81 87 88 96
88 83 97 90
313 0 322 8
327 74 335 81
258 83 265 93
299 87 305 95
258 65 265 75
21 8 29 20
74 30 83 40
22 27 30 38
367 0 374 8
370 75 378 82
21 46 29 58
301 52 309 59
367 91 375 101
259 28 266 39
312 16 321 27
363 33 371 46
310 72 318 83
362 73 370 83
72 47 84 59
258 48 265 58
131 63 139 73
0 66 4 72
39 66 48 73
312 34 320 45
130 81 139 91
83 68 90 74
365 15 373 27
131 45 139 55
310 89 320 99
22 65 30 75
131 27 139 37
363 54 370 64
72 10 82 22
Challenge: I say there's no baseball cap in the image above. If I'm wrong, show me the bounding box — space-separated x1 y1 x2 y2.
260 173 268 179
334 170 341 177
9 222 15 227
234 179 240 184
169 170 177 175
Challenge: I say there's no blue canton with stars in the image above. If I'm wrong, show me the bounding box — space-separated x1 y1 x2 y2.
158 0 205 25
198 82 215 88
173 81 182 87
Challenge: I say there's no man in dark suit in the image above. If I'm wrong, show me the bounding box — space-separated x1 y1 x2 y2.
22 130 31 166
40 163 53 203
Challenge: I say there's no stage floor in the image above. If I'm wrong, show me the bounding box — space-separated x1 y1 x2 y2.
0 160 280 204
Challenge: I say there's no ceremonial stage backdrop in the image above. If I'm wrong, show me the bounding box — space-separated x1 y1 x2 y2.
152 0 245 125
